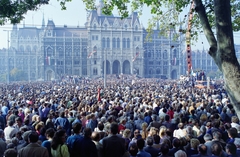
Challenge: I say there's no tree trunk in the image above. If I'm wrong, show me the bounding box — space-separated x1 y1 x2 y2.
196 0 240 117
214 0 240 118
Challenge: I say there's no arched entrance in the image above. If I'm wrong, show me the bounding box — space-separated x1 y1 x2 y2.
112 60 120 74
171 69 177 79
122 60 130 74
102 60 110 74
46 70 54 81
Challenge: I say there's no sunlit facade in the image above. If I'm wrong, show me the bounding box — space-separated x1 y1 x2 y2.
0 1 213 81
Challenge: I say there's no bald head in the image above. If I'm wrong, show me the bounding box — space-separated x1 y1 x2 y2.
91 131 100 142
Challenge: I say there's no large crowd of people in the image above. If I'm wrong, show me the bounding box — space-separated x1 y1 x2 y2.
0 75 239 157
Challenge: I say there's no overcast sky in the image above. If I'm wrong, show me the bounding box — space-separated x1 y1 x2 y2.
0 0 229 51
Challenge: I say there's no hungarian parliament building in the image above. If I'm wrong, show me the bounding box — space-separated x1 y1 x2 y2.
0 2 219 81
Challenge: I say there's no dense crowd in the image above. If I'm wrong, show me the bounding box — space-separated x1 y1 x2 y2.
0 76 239 157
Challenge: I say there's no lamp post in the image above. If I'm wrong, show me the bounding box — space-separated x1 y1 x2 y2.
3 30 10 84
104 48 107 88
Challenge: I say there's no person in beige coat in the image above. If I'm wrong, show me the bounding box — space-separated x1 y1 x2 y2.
18 131 49 157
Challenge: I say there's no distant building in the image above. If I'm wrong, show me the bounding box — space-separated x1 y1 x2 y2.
0 1 223 82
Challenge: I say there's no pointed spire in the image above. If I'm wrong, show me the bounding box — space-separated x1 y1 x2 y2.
157 21 159 30
97 0 104 15
42 13 45 29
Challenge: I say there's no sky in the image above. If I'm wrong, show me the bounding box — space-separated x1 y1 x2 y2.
1 0 237 51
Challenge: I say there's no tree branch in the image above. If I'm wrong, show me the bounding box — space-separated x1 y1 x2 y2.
194 0 217 57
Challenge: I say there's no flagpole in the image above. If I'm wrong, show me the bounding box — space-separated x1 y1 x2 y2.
4 30 10 84
104 48 106 88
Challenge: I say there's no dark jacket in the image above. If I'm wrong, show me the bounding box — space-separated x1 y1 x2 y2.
75 136 98 157
144 146 160 157
102 135 125 157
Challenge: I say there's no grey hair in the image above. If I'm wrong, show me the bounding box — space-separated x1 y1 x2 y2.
200 125 206 133
174 150 187 157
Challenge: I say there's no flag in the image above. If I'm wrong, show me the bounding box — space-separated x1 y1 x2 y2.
48 56 51 65
46 56 51 65
87 51 97 58
97 88 101 102
132 52 139 62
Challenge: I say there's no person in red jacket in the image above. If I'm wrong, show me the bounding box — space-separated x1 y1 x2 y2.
167 107 174 120
118 119 126 133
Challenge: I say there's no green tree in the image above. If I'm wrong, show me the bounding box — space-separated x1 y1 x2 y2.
0 0 70 25
9 68 27 81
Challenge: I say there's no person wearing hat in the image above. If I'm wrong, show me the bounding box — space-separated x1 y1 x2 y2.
18 131 49 157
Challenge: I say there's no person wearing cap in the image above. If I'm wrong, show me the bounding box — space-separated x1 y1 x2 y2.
18 131 49 157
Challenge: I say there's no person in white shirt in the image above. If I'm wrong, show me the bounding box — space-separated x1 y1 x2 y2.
4 120 18 144
173 123 187 139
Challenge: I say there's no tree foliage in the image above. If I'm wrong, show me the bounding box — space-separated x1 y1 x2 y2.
0 0 71 25
81 0 240 39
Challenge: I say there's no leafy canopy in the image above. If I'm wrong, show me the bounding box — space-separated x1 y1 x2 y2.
1 0 240 38
81 0 240 38
0 0 71 25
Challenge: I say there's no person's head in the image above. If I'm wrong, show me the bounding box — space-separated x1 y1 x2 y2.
174 150 187 157
200 125 206 134
123 129 131 138
51 129 67 150
129 142 138 156
153 134 160 144
136 138 145 150
72 122 82 134
84 128 92 138
146 137 154 146
226 143 237 155
4 148 18 157
134 129 140 138
7 120 14 127
165 114 170 122
45 128 55 139
28 131 39 143
59 111 65 118
228 127 238 138
15 117 22 125
110 122 118 135
172 138 181 148
160 143 169 155
97 122 104 131
91 131 100 142
190 138 200 150
198 144 207 155
178 123 184 129
141 122 148 130
211 142 223 156
231 116 239 123
203 133 212 142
